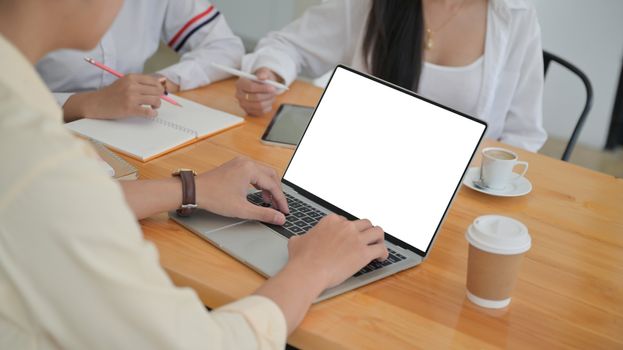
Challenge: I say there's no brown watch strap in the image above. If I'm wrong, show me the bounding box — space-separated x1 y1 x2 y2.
172 169 197 217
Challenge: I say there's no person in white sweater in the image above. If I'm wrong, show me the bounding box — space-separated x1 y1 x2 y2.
237 0 547 152
36 0 245 122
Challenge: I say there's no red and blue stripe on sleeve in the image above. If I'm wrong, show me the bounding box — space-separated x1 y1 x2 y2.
167 5 221 52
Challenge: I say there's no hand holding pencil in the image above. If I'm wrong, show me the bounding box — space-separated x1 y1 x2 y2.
85 58 181 107
62 58 182 122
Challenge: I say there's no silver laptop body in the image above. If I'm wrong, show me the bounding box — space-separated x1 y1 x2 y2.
170 65 487 302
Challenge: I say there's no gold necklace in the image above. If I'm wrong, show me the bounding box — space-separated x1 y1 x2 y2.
425 0 467 50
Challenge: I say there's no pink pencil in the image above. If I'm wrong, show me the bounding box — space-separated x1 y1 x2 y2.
84 57 182 107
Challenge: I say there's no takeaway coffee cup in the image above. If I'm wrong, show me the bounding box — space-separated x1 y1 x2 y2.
465 215 531 309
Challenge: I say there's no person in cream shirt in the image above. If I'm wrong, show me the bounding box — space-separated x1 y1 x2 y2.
237 0 547 152
0 0 388 349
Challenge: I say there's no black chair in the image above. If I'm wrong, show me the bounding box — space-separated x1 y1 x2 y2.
543 50 594 161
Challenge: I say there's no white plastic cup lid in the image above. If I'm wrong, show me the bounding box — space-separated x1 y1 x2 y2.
466 215 531 255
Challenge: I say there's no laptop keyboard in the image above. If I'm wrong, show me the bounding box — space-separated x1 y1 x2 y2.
246 192 408 277
247 192 325 238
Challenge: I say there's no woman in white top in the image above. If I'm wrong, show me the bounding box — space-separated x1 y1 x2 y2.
0 0 388 348
37 0 245 122
236 0 547 152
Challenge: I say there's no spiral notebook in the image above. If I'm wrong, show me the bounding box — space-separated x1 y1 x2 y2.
66 96 244 162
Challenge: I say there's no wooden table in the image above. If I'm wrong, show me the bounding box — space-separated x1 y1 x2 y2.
125 79 623 349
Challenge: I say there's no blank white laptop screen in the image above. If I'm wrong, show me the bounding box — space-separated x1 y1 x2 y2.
283 67 486 254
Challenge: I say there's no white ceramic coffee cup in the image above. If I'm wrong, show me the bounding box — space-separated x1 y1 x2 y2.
480 147 528 190
465 215 531 309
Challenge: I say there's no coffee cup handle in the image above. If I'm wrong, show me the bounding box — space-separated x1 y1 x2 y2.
513 161 529 179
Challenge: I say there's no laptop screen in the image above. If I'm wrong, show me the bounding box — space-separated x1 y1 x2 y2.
282 66 486 255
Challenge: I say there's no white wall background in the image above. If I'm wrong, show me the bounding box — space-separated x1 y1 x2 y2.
214 0 623 149
532 0 623 149
212 0 321 49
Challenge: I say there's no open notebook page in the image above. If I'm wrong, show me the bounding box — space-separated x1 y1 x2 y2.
66 96 244 161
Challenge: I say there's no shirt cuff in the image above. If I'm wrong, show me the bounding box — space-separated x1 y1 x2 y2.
158 61 212 91
241 51 298 88
215 295 287 350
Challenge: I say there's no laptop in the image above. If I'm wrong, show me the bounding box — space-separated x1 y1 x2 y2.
170 65 487 301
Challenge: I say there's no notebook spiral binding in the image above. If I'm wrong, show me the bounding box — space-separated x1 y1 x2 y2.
153 118 199 138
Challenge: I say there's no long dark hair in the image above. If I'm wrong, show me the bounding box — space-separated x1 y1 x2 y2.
362 0 424 92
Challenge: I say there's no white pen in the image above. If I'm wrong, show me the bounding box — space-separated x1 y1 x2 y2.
210 62 289 91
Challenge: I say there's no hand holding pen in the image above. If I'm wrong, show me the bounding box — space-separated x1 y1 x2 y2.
234 67 286 117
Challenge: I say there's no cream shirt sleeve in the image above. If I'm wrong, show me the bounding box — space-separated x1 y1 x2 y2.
241 0 356 86
0 135 286 349
498 6 547 152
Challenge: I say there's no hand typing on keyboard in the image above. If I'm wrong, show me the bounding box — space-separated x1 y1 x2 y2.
254 213 389 333
287 214 389 289
248 191 406 278
247 192 324 238
194 157 289 225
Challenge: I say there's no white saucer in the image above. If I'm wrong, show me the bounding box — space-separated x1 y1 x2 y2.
462 167 532 197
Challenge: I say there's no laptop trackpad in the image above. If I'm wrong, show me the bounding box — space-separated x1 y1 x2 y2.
209 221 289 277
172 209 245 233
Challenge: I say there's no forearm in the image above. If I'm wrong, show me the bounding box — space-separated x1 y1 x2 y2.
254 261 327 334
62 91 97 122
119 178 182 220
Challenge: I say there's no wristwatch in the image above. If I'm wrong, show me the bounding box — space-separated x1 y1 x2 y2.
172 168 198 217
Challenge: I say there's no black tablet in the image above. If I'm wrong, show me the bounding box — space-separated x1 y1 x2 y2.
261 104 314 148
